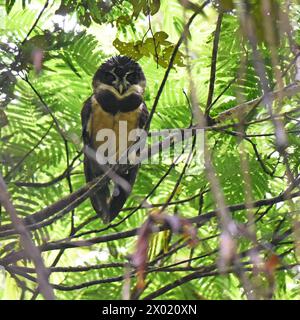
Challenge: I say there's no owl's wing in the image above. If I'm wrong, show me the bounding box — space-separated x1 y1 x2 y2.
81 97 110 222
109 102 149 222
81 98 92 146
138 101 150 129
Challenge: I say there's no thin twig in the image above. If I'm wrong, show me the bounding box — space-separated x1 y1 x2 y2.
205 12 224 115
21 0 49 45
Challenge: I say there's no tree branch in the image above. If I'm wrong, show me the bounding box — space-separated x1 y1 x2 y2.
215 83 300 122
0 175 54 300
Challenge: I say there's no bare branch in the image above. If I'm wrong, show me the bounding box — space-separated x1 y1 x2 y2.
0 175 54 300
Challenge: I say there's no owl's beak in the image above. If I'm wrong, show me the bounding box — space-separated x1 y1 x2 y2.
114 79 128 95
118 83 125 95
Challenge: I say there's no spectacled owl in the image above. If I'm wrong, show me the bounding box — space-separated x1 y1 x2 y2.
81 56 149 223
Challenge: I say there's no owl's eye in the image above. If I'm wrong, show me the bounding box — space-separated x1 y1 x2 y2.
126 72 136 83
104 72 115 82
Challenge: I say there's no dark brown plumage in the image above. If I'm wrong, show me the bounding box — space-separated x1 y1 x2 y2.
81 56 148 223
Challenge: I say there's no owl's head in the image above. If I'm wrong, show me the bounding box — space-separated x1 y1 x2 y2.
92 56 146 97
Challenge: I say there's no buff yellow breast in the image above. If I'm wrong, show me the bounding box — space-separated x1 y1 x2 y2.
88 95 141 160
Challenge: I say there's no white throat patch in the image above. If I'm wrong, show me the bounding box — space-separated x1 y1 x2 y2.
94 82 145 98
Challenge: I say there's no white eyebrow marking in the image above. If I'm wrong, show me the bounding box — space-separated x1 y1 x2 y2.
124 71 135 83
94 82 145 97
110 68 118 78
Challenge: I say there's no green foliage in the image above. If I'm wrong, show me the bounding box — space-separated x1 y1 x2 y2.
130 0 160 18
55 0 128 27
113 31 185 67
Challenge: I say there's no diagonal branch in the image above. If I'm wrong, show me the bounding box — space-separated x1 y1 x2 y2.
0 175 54 300
215 83 300 122
21 0 49 46
205 12 224 115
145 0 210 130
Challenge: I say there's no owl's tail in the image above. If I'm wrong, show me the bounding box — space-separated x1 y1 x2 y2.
108 166 138 222
84 155 138 224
